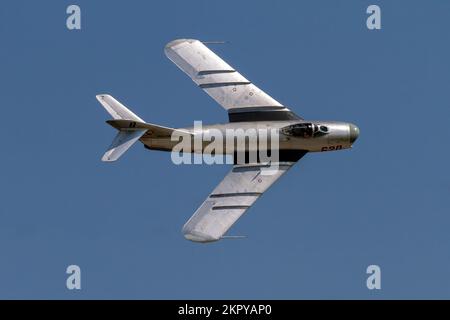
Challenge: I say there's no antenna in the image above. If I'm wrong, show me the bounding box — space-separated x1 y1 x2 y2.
221 235 247 240
201 41 227 45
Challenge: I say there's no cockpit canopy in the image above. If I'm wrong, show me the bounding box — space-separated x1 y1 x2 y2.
281 123 329 138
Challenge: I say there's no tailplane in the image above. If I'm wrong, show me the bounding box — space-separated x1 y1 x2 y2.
102 129 147 162
96 94 146 162
96 94 144 122
96 94 188 162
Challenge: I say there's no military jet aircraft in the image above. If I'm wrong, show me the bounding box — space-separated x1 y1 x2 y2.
97 39 359 243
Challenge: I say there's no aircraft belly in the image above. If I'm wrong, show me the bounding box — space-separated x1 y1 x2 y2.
141 138 178 152
141 121 351 154
141 131 313 153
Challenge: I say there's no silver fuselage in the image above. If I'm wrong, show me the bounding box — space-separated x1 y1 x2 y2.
141 120 359 154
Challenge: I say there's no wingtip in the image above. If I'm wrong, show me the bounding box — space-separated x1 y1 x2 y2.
182 228 219 243
165 38 199 51
96 93 110 101
101 153 116 162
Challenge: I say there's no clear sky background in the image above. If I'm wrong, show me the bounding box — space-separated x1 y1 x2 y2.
0 0 449 299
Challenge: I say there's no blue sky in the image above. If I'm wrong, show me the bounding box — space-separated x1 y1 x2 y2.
0 0 449 299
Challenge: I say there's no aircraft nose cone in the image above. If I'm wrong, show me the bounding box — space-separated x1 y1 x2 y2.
349 124 360 144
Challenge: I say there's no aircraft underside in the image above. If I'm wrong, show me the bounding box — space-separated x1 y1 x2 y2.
97 39 359 243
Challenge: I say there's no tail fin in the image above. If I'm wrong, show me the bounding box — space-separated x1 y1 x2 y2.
96 94 147 162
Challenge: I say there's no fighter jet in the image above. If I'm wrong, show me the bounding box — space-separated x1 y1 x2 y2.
97 39 359 243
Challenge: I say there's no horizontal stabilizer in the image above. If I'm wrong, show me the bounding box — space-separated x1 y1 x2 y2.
96 93 191 162
96 94 144 121
102 129 146 162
